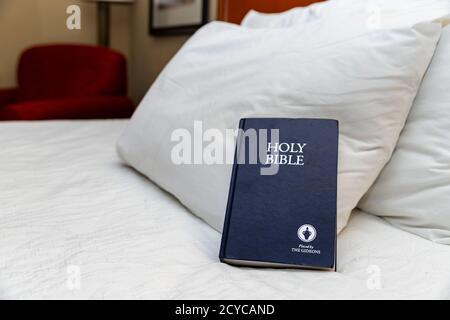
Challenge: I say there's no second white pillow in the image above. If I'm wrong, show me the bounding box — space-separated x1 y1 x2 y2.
359 26 450 244
241 0 450 29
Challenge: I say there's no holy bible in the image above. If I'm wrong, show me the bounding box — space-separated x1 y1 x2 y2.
219 118 338 271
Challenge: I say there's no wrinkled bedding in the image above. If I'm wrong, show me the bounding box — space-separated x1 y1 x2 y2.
1 120 449 299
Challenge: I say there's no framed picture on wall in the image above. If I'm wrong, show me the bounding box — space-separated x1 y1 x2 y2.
149 0 209 36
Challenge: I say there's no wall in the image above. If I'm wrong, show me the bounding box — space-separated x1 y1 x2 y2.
130 0 217 103
0 0 131 88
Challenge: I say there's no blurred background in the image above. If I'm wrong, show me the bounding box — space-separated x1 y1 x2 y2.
0 0 218 106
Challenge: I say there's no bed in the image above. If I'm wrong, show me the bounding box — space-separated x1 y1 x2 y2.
1 120 450 299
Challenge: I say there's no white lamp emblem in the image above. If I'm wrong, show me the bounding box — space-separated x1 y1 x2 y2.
297 224 317 243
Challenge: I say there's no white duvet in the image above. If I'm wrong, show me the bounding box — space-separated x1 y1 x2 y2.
1 120 450 299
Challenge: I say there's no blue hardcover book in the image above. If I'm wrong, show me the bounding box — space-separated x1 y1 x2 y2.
219 118 338 271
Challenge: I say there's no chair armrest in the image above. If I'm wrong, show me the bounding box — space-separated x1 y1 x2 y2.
0 88 18 107
0 96 135 120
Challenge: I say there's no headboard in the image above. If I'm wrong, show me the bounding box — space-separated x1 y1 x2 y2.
217 0 325 24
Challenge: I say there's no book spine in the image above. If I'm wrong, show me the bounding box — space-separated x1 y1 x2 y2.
334 120 339 272
219 118 246 261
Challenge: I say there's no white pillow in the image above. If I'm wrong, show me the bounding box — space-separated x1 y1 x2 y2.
358 26 450 244
242 0 450 29
117 21 440 233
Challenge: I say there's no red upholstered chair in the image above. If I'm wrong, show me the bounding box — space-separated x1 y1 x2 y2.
0 44 134 120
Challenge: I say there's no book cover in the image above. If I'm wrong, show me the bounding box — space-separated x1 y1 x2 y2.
219 118 338 270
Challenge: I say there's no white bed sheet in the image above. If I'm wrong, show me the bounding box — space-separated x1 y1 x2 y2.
1 120 449 300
